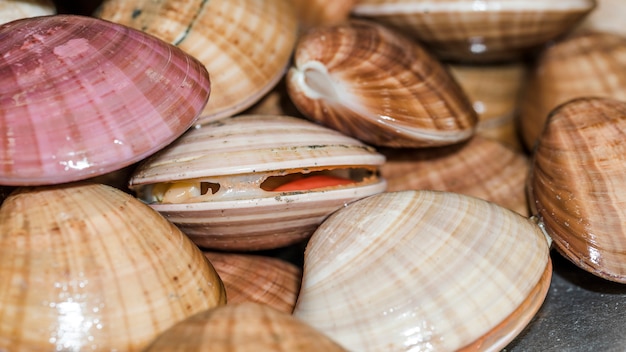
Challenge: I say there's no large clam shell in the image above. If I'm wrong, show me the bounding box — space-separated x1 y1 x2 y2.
0 183 226 351
286 19 477 148
0 0 55 24
293 190 552 351
529 97 626 283
519 31 626 151
129 114 387 251
352 0 596 63
96 0 297 124
144 303 347 351
0 15 210 185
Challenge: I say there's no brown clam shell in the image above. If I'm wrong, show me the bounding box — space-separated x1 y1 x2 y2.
0 183 226 351
529 97 626 283
286 19 477 148
519 31 626 151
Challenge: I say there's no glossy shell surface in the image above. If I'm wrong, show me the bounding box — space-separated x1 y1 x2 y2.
529 97 626 283
286 19 477 148
0 0 55 24
0 15 210 185
129 114 387 250
352 0 596 62
0 183 226 351
97 0 297 124
294 190 551 351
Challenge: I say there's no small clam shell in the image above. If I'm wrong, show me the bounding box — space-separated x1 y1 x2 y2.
293 190 551 351
351 0 596 62
286 19 477 148
519 31 626 151
0 15 210 185
0 0 55 24
96 0 297 124
144 303 348 351
529 97 626 283
0 183 226 351
380 136 530 216
129 114 387 251
204 251 302 314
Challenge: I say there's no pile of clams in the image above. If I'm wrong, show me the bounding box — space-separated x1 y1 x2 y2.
3 0 626 350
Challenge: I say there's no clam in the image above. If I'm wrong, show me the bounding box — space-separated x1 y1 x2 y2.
129 114 387 251
0 183 226 351
291 0 357 31
96 0 298 124
286 19 477 148
529 97 626 283
0 14 210 186
204 251 302 313
144 303 347 351
0 0 55 25
293 190 552 351
380 136 530 216
519 31 626 151
351 0 596 63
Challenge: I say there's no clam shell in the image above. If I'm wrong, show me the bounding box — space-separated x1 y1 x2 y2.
351 0 596 63
204 251 302 314
529 97 626 283
291 0 357 31
0 183 226 351
0 14 210 185
96 0 297 124
286 19 477 148
129 114 387 251
293 190 551 351
144 303 347 351
519 31 626 151
380 136 530 216
0 0 55 24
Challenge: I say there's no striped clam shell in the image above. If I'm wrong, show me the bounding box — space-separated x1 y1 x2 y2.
286 19 477 148
0 183 226 351
0 15 210 185
0 0 55 25
351 0 596 62
293 190 551 351
529 97 626 283
97 0 297 124
129 114 387 251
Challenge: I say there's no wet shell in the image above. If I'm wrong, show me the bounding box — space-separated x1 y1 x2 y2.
380 136 530 216
0 0 55 24
286 19 477 148
129 114 387 251
204 251 302 314
529 97 626 283
519 32 626 151
0 183 226 351
144 303 347 351
96 0 297 124
351 0 596 63
293 190 551 351
0 15 210 185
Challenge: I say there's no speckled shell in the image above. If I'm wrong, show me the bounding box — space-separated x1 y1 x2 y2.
0 183 226 351
294 190 551 351
0 15 211 185
0 0 55 24
287 19 477 148
380 136 530 216
352 0 596 62
204 252 302 314
144 303 348 351
519 32 626 151
96 0 297 124
129 114 387 251
529 97 626 283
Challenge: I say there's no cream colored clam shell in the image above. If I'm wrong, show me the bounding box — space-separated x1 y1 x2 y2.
294 190 551 351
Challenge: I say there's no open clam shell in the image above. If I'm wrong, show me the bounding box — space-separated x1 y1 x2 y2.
293 190 552 351
529 97 626 283
96 0 297 124
286 19 477 148
0 15 210 185
352 0 596 63
129 114 387 251
0 183 226 351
